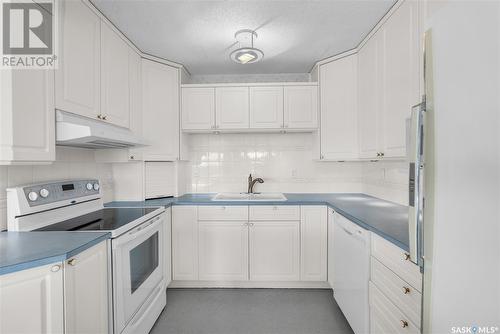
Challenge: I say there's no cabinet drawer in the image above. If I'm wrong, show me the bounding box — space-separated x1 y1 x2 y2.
249 206 300 221
369 282 420 334
371 257 421 325
198 206 248 221
371 234 422 291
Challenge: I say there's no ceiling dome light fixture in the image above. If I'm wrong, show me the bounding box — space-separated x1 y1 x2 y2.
230 29 264 64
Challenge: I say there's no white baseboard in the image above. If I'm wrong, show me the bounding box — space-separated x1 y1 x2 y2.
168 280 331 289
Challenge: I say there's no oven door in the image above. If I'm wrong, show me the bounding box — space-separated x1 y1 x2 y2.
112 214 165 333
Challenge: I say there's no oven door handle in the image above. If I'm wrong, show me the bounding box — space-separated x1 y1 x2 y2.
128 216 161 236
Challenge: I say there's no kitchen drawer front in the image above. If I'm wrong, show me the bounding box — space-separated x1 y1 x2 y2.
198 206 248 221
249 206 300 221
371 257 422 325
371 234 422 291
369 282 420 334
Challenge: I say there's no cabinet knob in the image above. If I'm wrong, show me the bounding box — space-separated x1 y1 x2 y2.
380 152 385 157
402 286 411 294
249 223 254 226
51 264 61 272
130 155 135 160
401 320 409 328
404 252 411 261
97 114 102 119
320 155 324 160
102 115 107 120
68 258 77 266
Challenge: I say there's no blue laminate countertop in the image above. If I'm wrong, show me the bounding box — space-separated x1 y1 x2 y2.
0 232 110 275
106 193 409 251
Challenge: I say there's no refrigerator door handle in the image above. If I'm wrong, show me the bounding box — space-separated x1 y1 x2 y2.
407 101 426 267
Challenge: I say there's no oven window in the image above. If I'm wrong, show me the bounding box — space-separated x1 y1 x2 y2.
129 232 159 294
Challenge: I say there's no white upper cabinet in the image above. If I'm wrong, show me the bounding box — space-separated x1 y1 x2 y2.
249 86 284 129
100 22 130 128
284 86 318 129
319 54 358 160
0 263 64 334
358 32 382 159
141 59 180 161
215 87 250 129
381 0 420 158
357 0 420 159
181 87 215 130
56 0 101 120
0 69 55 164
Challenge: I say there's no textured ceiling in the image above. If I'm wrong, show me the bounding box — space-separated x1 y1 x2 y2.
92 0 396 75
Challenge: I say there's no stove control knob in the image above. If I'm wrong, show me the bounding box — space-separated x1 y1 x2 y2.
40 189 49 198
86 183 93 191
28 191 38 202
93 183 100 191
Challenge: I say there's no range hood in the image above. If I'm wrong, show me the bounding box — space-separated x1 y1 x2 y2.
56 110 144 149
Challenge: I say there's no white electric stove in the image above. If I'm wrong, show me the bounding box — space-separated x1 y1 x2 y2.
7 179 167 334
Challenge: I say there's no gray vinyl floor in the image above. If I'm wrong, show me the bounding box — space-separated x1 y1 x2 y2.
150 288 354 334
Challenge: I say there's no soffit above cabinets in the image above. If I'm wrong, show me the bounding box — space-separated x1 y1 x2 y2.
90 0 396 75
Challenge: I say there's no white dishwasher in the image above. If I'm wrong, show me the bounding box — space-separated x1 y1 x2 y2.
333 212 371 334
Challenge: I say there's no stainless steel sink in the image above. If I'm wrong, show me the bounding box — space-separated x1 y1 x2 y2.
212 193 287 201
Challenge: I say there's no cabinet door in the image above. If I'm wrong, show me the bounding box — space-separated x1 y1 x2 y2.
358 32 382 159
0 69 55 163
249 86 284 129
249 221 300 281
56 0 100 120
164 207 172 286
101 22 130 128
327 207 335 289
320 55 358 160
141 59 179 161
300 206 328 281
284 86 318 129
181 88 215 130
198 221 249 281
65 241 109 334
381 0 420 158
0 263 64 334
172 206 198 280
215 87 249 129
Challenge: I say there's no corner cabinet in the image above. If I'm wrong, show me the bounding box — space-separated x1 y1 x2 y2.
0 69 55 164
141 59 180 161
319 54 358 161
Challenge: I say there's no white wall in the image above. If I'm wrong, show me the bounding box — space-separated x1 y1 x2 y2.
186 132 363 193
423 1 500 332
0 147 114 230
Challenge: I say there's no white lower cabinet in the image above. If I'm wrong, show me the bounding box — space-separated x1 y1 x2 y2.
164 207 172 286
64 241 110 334
171 205 328 285
369 282 420 334
300 206 328 281
327 207 335 289
0 262 64 334
172 206 199 280
199 221 249 281
249 221 300 281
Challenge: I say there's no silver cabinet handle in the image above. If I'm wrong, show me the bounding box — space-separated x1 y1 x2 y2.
51 264 61 272
68 258 77 266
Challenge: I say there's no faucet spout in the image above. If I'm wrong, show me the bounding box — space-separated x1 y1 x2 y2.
248 174 264 194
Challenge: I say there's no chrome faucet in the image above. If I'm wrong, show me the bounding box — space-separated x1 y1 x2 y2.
247 174 264 194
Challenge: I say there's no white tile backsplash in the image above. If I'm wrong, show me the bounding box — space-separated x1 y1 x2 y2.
361 160 408 205
187 133 363 194
0 147 114 230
